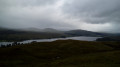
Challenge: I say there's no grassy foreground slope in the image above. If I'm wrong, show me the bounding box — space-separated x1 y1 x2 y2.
0 40 120 67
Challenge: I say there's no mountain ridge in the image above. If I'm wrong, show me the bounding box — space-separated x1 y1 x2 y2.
0 27 114 42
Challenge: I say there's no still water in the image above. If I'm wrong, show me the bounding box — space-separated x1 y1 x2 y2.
0 36 101 46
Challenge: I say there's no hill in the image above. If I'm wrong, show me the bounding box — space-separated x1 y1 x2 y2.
96 36 120 41
64 29 107 36
20 28 62 33
0 40 120 67
0 28 67 42
0 28 112 42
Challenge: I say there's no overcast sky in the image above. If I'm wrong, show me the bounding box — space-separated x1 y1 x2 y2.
0 0 120 33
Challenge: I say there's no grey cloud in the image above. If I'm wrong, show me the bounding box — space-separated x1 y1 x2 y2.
0 0 74 30
0 1 59 26
0 0 58 7
63 0 120 24
0 0 120 33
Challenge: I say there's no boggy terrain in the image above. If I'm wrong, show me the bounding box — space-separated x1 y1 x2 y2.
0 40 120 67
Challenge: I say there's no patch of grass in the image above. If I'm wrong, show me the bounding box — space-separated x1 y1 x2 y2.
0 40 120 67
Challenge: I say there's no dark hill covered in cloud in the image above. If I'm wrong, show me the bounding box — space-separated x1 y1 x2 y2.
0 27 113 42
0 27 66 41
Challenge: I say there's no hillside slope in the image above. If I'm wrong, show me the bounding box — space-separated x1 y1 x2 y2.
96 36 120 41
0 28 67 42
0 28 111 42
65 29 109 36
0 40 120 67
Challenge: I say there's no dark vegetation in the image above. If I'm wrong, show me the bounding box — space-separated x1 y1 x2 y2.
0 42 23 48
0 40 120 67
96 36 120 41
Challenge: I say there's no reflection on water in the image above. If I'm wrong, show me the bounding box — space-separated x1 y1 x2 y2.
0 36 101 46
